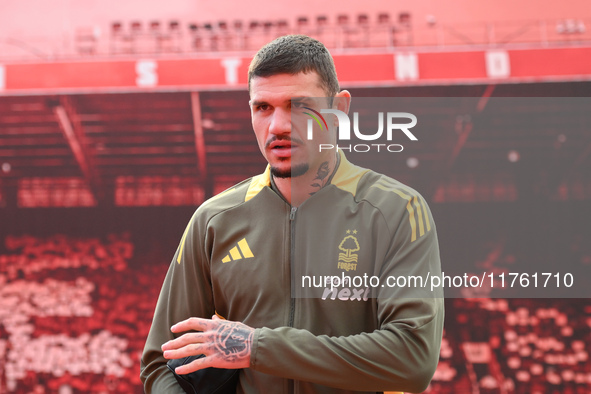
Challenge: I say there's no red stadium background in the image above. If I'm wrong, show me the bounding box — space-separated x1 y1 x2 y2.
1 1 590 393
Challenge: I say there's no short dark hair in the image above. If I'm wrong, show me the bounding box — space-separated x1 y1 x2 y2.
248 35 340 97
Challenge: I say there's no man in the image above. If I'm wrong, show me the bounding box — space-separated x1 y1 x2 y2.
141 35 444 393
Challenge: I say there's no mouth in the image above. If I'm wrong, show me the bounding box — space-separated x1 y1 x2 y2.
269 141 293 150
268 140 297 158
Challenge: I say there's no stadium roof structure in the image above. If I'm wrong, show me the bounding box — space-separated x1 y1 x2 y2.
1 82 590 208
0 45 590 207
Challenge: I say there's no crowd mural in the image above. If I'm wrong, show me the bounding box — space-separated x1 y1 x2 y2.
0 234 163 393
0 234 589 393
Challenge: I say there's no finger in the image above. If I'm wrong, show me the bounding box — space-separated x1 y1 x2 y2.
161 332 208 351
174 353 217 375
163 343 212 360
171 317 215 334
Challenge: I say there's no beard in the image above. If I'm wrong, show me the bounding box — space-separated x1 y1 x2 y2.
270 163 309 178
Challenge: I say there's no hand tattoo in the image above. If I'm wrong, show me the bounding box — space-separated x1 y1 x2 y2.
310 161 330 195
164 317 254 371
214 322 253 362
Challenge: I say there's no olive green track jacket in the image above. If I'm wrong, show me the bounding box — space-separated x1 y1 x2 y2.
141 152 444 393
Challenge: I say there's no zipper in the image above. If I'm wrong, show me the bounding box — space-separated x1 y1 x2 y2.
290 206 297 220
288 206 297 394
288 206 297 328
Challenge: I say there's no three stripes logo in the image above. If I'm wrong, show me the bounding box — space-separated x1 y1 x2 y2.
371 179 431 243
222 238 254 263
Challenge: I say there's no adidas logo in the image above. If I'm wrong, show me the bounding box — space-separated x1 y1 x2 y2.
222 238 254 263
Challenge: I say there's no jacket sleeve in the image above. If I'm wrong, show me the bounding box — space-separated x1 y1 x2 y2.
249 197 444 393
140 210 215 393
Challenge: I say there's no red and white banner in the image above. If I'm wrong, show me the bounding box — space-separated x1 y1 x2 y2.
1 46 590 95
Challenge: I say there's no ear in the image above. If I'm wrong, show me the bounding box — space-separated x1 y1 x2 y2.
334 90 351 115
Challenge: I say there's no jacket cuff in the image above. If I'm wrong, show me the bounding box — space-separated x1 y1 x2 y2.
250 327 262 369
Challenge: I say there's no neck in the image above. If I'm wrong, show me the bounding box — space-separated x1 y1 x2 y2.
273 152 339 206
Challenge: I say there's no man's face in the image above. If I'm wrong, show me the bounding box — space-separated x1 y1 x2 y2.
249 72 336 179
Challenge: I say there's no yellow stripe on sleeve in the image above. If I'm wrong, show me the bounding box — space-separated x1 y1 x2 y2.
372 184 417 242
413 195 425 237
176 217 194 264
374 178 432 239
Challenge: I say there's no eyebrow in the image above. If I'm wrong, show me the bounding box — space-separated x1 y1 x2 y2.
249 97 315 107
249 100 268 107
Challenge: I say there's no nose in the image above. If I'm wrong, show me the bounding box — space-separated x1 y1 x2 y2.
268 107 291 137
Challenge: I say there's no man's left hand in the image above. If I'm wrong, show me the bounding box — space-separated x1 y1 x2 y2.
162 315 254 374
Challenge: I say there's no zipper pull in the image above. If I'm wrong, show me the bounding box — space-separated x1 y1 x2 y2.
290 206 298 220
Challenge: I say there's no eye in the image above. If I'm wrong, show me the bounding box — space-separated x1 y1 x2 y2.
292 101 305 109
256 104 270 112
